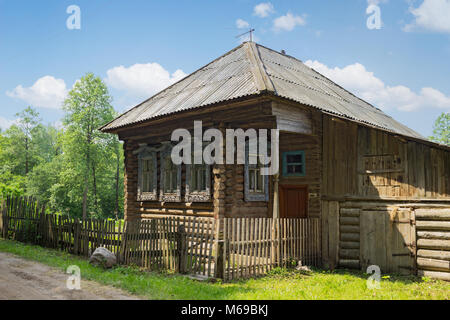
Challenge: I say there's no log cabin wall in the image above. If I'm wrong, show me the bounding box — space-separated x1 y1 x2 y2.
119 98 277 221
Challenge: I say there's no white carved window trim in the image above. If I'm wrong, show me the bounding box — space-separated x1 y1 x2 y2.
186 158 211 202
160 144 181 202
135 146 158 201
244 141 269 202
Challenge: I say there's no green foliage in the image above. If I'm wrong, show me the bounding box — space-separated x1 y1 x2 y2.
0 73 124 219
429 112 450 146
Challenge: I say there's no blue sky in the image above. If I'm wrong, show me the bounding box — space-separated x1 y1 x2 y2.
1 0 449 137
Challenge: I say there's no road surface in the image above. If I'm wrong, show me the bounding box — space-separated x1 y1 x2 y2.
0 252 140 300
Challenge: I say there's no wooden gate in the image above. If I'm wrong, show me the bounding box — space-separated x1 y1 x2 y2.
360 208 416 274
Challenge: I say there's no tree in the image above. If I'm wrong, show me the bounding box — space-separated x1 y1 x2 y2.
61 73 117 219
15 107 41 174
430 112 450 146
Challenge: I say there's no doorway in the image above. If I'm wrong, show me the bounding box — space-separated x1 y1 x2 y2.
279 185 308 218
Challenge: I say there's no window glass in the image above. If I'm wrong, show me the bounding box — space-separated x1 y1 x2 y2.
283 151 305 177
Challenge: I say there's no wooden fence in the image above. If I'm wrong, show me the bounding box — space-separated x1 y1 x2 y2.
0 196 322 281
0 196 124 258
219 218 322 280
122 217 217 278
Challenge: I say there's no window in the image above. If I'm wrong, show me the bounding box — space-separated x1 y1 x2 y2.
186 162 211 202
142 159 155 192
136 147 157 201
160 145 181 202
244 142 269 202
282 151 305 177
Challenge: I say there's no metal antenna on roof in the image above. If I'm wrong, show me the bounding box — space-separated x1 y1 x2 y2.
236 28 255 42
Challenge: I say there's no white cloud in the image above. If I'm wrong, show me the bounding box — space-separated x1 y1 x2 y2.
0 116 14 130
273 12 306 32
404 0 450 33
304 60 450 112
6 76 68 109
253 2 275 18
105 63 187 97
236 19 250 29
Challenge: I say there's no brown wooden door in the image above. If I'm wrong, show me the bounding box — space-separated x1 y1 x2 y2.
279 185 308 218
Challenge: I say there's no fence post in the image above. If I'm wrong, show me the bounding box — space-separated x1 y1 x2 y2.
177 224 187 274
2 201 8 239
214 219 225 279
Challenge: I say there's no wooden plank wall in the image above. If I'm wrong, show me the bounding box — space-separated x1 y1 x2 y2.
278 131 321 218
322 116 358 197
322 114 450 199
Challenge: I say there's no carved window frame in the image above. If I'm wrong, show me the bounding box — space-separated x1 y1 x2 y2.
244 141 269 202
136 146 158 201
159 144 182 202
185 159 211 202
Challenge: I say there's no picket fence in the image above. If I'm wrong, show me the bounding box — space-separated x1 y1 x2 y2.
0 196 322 280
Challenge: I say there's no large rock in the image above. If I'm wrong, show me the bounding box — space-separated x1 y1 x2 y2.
89 247 117 268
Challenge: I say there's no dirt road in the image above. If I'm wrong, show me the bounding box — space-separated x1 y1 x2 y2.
0 252 140 300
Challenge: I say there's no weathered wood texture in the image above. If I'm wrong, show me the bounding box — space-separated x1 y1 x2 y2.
1 196 124 258
2 196 323 281
321 201 340 269
327 200 450 281
222 217 321 281
339 208 360 269
337 201 417 275
416 208 450 279
322 114 450 199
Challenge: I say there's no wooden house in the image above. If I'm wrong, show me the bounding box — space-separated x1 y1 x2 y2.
101 42 450 278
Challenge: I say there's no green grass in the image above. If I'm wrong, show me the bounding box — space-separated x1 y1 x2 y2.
0 239 448 300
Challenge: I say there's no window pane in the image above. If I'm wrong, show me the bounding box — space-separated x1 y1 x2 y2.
256 171 263 191
192 167 198 191
171 170 177 191
142 174 148 192
200 168 206 191
249 170 255 191
165 170 170 192
287 154 302 163
148 173 153 191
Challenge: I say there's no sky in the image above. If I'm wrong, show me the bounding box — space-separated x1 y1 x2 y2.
1 0 449 137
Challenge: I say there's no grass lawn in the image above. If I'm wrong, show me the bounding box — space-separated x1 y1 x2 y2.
0 239 448 300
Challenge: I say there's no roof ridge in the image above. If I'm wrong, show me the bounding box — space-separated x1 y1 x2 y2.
245 42 275 94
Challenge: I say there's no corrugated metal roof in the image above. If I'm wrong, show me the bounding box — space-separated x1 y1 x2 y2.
100 42 424 140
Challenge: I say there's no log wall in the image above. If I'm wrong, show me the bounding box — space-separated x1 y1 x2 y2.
121 99 276 221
